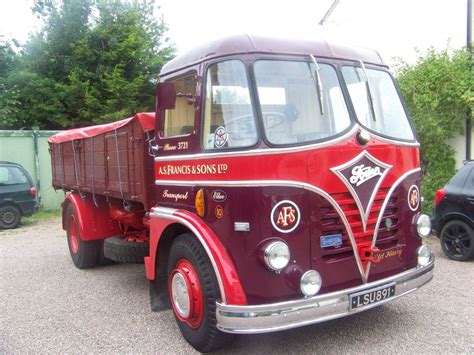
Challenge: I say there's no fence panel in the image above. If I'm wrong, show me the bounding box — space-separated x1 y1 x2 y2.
0 130 63 210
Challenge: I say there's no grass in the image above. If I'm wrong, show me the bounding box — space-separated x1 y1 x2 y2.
22 208 61 225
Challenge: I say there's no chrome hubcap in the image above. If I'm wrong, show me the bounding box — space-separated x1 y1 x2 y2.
171 272 190 318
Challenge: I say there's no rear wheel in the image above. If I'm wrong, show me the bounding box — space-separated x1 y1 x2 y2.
66 203 102 269
0 205 21 229
440 220 474 261
168 233 234 352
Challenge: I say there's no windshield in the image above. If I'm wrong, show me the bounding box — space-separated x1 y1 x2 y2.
341 66 415 141
253 60 351 145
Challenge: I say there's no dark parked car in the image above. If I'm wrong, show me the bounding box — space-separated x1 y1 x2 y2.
0 162 38 229
432 160 474 261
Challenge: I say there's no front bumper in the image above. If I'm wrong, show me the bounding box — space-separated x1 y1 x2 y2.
216 254 434 334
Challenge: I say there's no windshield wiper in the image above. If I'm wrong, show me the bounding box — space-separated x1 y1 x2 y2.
358 60 377 121
309 55 324 116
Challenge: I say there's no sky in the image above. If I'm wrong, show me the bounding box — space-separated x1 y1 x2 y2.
0 0 470 66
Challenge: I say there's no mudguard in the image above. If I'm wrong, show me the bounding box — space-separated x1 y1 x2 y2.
146 207 248 306
62 193 121 241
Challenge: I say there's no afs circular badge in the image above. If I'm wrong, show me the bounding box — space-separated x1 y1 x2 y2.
271 200 301 233
407 185 420 211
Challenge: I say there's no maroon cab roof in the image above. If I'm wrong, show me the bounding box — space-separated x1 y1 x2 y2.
161 33 386 76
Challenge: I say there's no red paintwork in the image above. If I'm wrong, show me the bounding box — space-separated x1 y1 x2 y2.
62 193 121 241
359 246 381 264
155 135 421 304
48 113 155 143
109 204 145 231
68 214 79 254
154 137 419 185
169 259 204 329
146 209 248 306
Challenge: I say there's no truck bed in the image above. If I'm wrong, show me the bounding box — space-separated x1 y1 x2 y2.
48 113 156 209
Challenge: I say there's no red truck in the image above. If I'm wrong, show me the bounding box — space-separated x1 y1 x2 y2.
49 34 434 352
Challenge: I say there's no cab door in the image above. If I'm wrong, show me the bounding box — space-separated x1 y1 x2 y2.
154 72 199 210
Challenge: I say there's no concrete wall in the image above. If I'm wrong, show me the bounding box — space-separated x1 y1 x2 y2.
0 130 64 210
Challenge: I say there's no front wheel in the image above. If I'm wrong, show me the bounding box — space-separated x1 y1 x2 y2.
440 220 474 261
168 233 234 352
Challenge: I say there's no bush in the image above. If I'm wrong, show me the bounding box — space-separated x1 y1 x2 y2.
395 48 473 213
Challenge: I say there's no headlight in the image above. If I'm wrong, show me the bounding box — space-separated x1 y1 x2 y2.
417 245 431 266
416 214 431 238
300 270 322 297
263 241 290 271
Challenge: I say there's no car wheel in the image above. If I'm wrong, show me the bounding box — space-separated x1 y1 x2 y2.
66 203 100 269
168 233 234 352
0 205 21 229
440 220 474 261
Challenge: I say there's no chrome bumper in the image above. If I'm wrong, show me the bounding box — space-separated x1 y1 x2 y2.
216 255 434 334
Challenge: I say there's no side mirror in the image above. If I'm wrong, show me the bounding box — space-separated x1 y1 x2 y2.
156 82 176 110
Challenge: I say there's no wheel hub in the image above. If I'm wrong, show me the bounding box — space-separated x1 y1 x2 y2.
171 272 191 318
2 211 15 224
169 259 204 329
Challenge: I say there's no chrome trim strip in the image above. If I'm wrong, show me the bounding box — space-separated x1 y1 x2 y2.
154 125 419 163
154 179 367 282
365 168 422 279
330 151 392 232
156 126 358 162
216 255 434 334
366 133 420 147
149 207 227 304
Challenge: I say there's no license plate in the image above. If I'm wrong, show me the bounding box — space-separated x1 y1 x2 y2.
350 283 396 310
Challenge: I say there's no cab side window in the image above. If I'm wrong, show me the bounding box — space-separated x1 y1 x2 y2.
162 75 197 137
202 60 258 149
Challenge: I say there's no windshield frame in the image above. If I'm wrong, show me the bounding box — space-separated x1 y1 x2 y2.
341 63 418 144
249 56 356 149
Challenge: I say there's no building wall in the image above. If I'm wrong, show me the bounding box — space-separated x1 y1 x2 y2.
0 130 64 210
448 123 473 169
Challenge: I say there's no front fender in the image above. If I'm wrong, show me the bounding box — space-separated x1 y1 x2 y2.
147 207 247 306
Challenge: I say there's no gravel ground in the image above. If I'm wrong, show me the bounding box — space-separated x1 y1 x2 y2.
1 218 473 354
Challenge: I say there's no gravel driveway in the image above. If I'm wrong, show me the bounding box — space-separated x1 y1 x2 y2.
1 218 473 354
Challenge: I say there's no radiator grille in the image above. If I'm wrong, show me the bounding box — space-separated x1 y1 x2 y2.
319 187 399 257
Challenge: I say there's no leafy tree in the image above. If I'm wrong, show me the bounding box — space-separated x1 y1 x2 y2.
0 40 21 128
396 48 473 211
0 0 174 129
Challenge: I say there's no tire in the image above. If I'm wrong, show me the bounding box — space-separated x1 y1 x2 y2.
103 235 149 263
440 220 474 261
168 233 234 352
66 203 100 269
0 205 21 229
